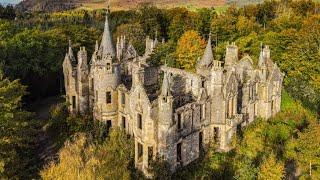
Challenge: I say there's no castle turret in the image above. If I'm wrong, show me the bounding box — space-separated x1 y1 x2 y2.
210 61 225 147
92 11 121 125
158 72 175 170
225 42 238 67
63 40 78 113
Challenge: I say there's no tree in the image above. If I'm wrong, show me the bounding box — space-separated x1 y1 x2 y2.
292 122 320 178
41 128 135 180
257 153 285 180
168 8 200 41
175 30 205 72
114 23 146 55
0 68 39 179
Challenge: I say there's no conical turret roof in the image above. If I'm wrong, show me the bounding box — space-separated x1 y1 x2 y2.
198 35 213 68
100 12 115 58
68 40 77 66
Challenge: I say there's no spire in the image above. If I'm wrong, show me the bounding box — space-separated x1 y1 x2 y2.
258 43 265 67
68 39 76 65
161 72 171 97
100 11 115 58
198 33 214 68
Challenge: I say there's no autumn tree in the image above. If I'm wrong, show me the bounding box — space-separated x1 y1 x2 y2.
257 153 285 180
41 128 135 180
175 30 206 72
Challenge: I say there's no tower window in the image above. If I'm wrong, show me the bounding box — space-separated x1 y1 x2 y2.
201 80 205 88
106 91 112 104
106 63 111 70
122 116 126 129
137 113 142 129
91 78 94 91
72 96 76 109
148 146 153 166
121 92 125 105
177 113 182 130
138 143 143 162
177 143 182 163
199 132 203 151
106 120 112 132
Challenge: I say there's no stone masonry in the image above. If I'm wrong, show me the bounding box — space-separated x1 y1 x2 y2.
62 12 284 176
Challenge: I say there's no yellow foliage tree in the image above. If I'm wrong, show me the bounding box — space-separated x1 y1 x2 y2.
175 30 206 72
41 128 134 180
257 153 284 180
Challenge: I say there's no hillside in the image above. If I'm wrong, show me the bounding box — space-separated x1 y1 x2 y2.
16 0 228 12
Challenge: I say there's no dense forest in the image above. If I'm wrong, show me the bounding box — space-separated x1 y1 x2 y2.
0 0 319 179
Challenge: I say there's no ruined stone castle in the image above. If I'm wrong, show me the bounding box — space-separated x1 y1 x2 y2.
63 13 283 175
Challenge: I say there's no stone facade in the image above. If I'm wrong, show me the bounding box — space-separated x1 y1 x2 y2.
62 13 283 176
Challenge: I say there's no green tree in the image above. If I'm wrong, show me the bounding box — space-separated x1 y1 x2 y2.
0 69 39 179
114 23 146 55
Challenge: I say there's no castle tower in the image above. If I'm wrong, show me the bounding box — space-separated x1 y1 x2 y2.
225 42 238 67
62 40 78 113
92 12 121 126
77 46 89 114
157 72 175 171
210 61 225 148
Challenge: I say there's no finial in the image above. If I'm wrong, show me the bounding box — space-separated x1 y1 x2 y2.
260 42 263 51
155 30 158 39
68 39 72 47
209 31 211 39
106 0 110 14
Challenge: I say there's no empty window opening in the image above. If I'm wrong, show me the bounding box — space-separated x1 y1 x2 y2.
72 96 76 109
201 80 205 88
91 78 94 91
177 113 182 130
137 113 142 129
177 143 182 164
122 116 126 129
106 91 112 104
121 92 125 105
199 132 203 151
106 63 111 70
138 143 143 162
107 120 112 132
214 127 220 144
148 146 153 166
